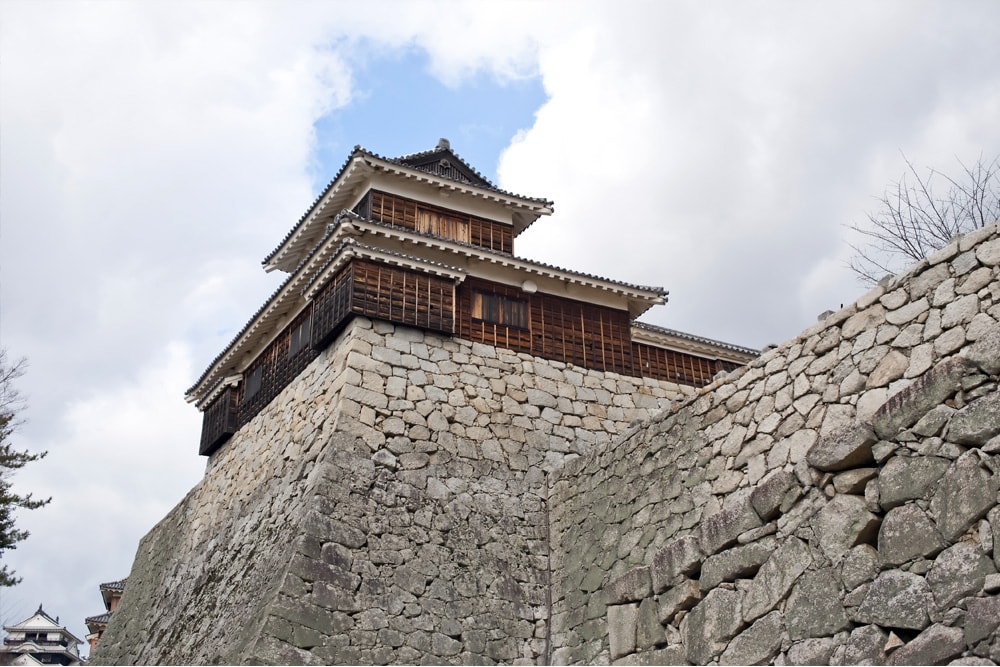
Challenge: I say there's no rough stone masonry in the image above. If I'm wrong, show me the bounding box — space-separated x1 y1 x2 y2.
94 221 1000 665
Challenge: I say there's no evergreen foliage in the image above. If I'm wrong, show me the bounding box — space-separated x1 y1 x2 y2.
0 350 49 587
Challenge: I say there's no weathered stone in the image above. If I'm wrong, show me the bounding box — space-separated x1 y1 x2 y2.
886 297 929 325
699 538 775 591
698 498 764 557
867 349 909 388
886 623 964 666
926 541 997 608
872 356 976 438
682 588 744 665
806 423 877 472
966 322 1000 374
749 470 798 520
842 624 887 665
842 544 879 590
604 566 652 604
785 568 850 640
930 452 999 541
742 536 811 623
976 237 1000 266
718 611 783 666
608 603 639 660
878 504 946 566
912 404 956 437
657 579 701 624
635 597 664 649
787 637 837 666
878 455 950 509
650 535 703 593
856 570 932 630
947 391 1000 445
965 597 1000 645
833 467 877 494
813 494 881 564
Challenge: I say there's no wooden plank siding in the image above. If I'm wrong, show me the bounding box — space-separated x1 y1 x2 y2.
632 342 739 387
199 385 239 456
456 278 634 376
199 258 743 455
355 190 514 254
237 307 319 428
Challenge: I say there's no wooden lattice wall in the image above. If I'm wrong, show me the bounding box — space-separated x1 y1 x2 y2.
355 190 514 254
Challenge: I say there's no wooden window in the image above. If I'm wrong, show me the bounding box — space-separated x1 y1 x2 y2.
472 291 528 329
289 313 312 357
243 366 262 403
417 209 470 243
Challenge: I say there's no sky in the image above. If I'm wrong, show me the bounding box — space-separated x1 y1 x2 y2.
1 0 999 650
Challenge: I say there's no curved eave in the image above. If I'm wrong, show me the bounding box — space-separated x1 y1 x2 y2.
632 322 759 364
345 215 667 317
186 223 353 406
263 152 553 274
188 226 468 408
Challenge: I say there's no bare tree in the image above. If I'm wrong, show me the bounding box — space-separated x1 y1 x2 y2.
849 154 1000 285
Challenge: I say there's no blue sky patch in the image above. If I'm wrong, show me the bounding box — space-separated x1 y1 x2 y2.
312 45 546 187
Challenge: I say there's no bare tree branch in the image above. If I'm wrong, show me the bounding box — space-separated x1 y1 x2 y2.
848 153 1000 285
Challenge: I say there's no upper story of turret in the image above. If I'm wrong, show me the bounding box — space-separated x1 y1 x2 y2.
187 140 757 457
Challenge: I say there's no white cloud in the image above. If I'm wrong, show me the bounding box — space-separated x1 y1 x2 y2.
2 0 1000 648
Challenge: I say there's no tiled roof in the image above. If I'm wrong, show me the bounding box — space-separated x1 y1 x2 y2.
99 579 127 591
84 612 111 625
632 321 760 357
343 210 667 296
189 208 668 403
262 142 553 267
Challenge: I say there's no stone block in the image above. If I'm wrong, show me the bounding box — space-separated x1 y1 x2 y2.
785 568 851 640
749 470 798 520
742 536 811 623
930 451 999 542
718 611 783 666
842 624 887 665
877 504 946 567
607 603 639 660
787 637 837 666
856 570 932 630
656 579 701 624
812 494 881 564
635 598 665 649
926 541 997 608
871 356 976 439
806 423 877 472
697 499 763 556
699 538 775 591
886 623 964 666
682 588 744 665
965 597 1000 645
966 322 1000 374
947 390 1000 445
604 566 653 605
650 535 703 593
878 454 950 509
841 544 879 590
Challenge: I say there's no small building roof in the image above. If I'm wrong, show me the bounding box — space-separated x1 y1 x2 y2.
262 141 554 273
632 321 759 363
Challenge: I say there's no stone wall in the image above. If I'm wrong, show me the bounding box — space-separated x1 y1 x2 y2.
92 318 683 665
97 221 1000 666
549 222 1000 664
